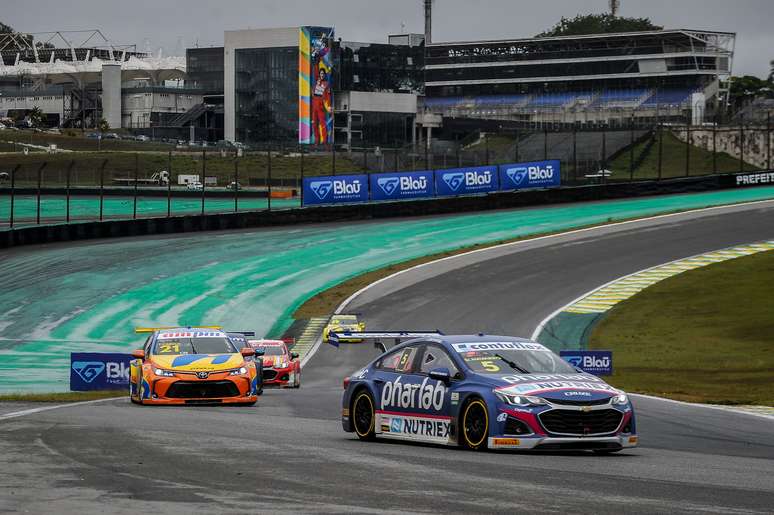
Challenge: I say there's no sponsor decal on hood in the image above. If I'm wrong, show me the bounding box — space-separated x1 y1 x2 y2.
152 353 243 372
494 374 621 397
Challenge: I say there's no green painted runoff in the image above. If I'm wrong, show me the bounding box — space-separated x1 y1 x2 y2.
1 186 773 392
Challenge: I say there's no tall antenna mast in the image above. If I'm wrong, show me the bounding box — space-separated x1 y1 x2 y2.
424 0 433 45
609 0 620 17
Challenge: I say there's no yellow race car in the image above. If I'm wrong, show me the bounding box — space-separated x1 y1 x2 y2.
323 314 366 343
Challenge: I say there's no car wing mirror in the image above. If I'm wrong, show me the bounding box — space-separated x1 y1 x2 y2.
373 339 387 354
131 349 145 360
428 367 452 385
253 348 265 357
240 348 255 358
290 352 299 359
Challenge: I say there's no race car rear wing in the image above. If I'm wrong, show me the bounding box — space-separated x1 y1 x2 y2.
135 325 224 334
329 331 444 352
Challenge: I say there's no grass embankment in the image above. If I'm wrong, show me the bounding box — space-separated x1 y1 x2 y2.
591 250 774 405
0 151 362 187
0 129 172 152
0 390 124 402
609 130 757 180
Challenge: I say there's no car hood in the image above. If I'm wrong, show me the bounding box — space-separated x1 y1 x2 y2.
152 353 244 372
487 373 622 402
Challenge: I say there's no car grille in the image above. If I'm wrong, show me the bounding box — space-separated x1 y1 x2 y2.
547 397 611 406
538 409 623 436
165 381 240 399
263 370 278 381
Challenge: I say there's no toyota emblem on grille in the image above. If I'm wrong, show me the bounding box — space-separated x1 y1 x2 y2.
196 371 209 379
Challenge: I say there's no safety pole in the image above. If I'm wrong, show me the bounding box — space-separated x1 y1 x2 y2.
9 164 19 228
515 130 520 163
99 160 106 221
36 162 47 225
133 153 139 219
739 116 745 174
332 144 336 176
300 149 305 207
601 127 607 184
629 118 635 182
201 149 206 216
572 126 577 183
657 124 663 180
234 159 239 213
685 126 691 177
66 160 75 223
267 148 272 212
767 112 771 171
167 150 172 218
712 117 718 175
543 127 548 161
485 134 490 165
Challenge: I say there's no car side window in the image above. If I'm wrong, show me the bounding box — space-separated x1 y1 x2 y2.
378 345 420 373
420 345 461 377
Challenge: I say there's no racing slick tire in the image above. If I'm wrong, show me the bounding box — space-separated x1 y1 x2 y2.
460 398 489 451
351 389 376 441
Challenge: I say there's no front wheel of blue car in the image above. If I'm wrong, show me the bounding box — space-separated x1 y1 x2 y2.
461 398 489 450
352 390 376 440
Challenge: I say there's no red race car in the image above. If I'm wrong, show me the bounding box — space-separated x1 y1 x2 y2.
248 339 301 388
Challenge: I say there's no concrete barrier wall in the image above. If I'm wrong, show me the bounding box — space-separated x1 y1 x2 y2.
0 172 762 249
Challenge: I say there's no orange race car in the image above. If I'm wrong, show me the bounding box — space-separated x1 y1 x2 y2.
248 339 301 388
129 327 263 405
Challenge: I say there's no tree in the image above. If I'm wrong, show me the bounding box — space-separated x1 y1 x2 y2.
728 75 774 111
28 106 43 127
0 21 14 34
98 118 110 132
536 13 662 38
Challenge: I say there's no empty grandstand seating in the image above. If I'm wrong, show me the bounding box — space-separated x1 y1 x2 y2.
527 93 577 109
640 88 694 107
590 89 651 109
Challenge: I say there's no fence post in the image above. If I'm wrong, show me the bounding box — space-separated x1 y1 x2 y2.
629 118 635 182
572 126 577 183
201 149 206 216
515 130 520 163
543 127 548 161
332 144 336 176
685 125 691 177
66 160 75 223
767 112 771 171
300 149 305 207
657 125 663 180
234 159 239 213
363 148 368 171
739 116 745 174
268 147 272 212
712 117 718 175
133 153 139 219
9 164 19 228
456 142 461 167
601 127 607 184
485 134 490 165
99 160 106 221
394 148 399 172
36 162 47 225
167 150 172 218
424 137 429 170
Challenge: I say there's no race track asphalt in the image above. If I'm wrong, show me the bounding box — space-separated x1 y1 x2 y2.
1 200 773 514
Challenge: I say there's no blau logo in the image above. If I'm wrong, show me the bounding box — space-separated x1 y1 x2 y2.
443 172 466 191
310 180 333 200
565 356 583 367
378 177 400 196
391 417 402 433
71 361 105 384
333 179 361 195
506 167 529 186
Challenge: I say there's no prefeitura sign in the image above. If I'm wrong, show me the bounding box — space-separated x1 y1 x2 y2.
70 352 132 391
559 350 613 376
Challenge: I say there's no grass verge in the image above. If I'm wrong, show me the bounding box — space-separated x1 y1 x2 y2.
591 250 774 406
0 390 125 403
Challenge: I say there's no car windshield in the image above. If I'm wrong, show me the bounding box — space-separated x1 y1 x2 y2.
154 336 237 355
255 345 284 356
331 317 357 325
458 347 576 375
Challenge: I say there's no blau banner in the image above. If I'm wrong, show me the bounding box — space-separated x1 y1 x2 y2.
302 174 369 205
370 171 434 201
499 160 561 191
70 352 133 391
435 166 499 197
559 350 613 376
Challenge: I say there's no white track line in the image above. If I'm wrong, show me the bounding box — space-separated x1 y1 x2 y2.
0 396 123 422
631 394 774 422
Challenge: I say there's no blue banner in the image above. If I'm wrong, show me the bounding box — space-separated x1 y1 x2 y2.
370 171 434 201
499 160 561 191
70 352 133 391
302 174 369 206
435 166 499 197
559 350 612 376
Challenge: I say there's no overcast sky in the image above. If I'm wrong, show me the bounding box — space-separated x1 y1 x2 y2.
4 0 772 77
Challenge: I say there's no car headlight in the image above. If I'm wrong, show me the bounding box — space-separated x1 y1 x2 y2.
154 368 175 377
611 394 629 405
229 367 248 376
495 391 547 407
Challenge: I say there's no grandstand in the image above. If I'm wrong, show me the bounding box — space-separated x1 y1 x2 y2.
423 29 735 126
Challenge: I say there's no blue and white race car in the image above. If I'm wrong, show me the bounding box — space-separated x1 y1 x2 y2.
339 333 637 452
